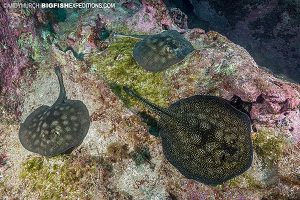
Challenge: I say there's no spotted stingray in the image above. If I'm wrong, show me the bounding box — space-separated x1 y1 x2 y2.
19 67 90 157
123 86 253 185
132 30 195 72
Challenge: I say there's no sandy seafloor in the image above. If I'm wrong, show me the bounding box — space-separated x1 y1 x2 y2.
0 1 300 199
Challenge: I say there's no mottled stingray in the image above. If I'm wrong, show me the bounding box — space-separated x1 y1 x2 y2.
133 30 194 72
117 30 194 72
19 67 90 157
123 86 253 185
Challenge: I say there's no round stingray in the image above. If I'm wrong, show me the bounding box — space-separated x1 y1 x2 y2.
133 30 194 72
19 100 90 156
123 86 253 185
159 95 253 185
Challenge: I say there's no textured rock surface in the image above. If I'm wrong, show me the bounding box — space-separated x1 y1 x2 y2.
0 0 300 199
164 0 300 82
0 0 36 122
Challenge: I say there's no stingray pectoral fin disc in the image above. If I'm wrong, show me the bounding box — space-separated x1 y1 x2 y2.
133 30 194 72
160 95 253 185
123 87 252 185
19 66 91 157
41 99 90 156
19 100 90 157
65 99 90 146
19 105 50 153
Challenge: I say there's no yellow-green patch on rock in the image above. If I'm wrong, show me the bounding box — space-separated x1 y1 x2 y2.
252 129 286 167
88 37 170 108
20 155 99 200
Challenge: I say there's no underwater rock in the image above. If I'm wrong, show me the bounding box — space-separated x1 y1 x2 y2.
0 1 35 121
229 95 252 118
19 67 90 156
169 8 188 29
1 0 300 198
121 0 142 16
171 29 300 144
187 0 300 82
133 30 194 72
124 86 253 185
126 0 174 32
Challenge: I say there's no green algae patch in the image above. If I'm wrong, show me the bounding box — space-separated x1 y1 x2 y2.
88 37 170 108
17 32 43 61
225 171 262 189
20 155 100 200
214 62 237 76
253 129 286 167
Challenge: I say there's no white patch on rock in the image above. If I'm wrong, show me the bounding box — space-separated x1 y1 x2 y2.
116 162 167 200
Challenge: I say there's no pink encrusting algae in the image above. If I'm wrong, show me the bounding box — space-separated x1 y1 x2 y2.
0 0 35 120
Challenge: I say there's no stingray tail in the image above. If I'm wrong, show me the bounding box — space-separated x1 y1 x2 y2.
123 86 174 118
54 66 67 103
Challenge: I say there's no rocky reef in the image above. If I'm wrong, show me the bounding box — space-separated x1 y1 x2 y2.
164 0 300 83
0 0 300 199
